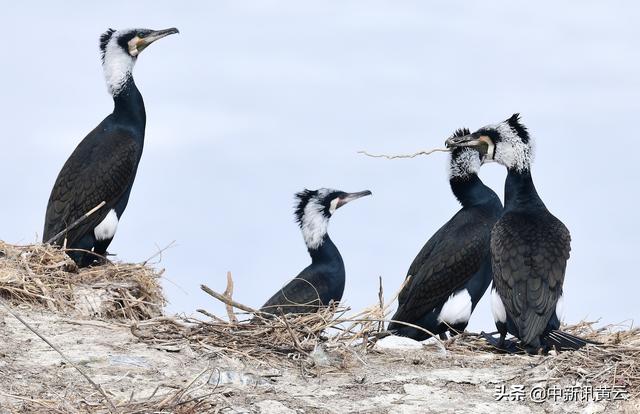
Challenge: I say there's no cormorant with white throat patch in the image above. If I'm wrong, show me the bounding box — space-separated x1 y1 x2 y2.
43 27 179 267
388 129 503 340
260 188 371 315
445 114 593 353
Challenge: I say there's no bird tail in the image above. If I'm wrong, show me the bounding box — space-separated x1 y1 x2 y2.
544 330 600 350
387 321 431 342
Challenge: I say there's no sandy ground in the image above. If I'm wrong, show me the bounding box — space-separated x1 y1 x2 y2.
0 308 637 413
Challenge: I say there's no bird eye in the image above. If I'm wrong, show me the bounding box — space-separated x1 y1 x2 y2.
137 32 145 38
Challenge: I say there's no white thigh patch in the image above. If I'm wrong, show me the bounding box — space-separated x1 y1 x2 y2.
491 288 507 323
555 295 565 322
437 289 472 325
94 209 119 241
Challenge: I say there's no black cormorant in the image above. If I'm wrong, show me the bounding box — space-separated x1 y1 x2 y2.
43 27 178 267
388 129 503 340
260 188 371 315
446 114 592 352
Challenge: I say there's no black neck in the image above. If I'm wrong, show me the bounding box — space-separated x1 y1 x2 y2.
504 168 546 210
450 174 498 207
112 77 146 131
309 235 344 267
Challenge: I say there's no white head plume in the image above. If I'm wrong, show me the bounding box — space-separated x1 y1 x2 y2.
100 29 136 96
295 189 336 250
449 148 482 178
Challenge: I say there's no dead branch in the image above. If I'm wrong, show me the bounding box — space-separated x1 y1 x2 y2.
223 271 238 323
200 284 261 315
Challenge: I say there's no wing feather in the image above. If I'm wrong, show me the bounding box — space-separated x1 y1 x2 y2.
491 211 570 345
394 209 495 323
260 270 331 315
43 129 140 246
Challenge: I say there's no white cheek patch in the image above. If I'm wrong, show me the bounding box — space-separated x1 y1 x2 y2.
94 209 119 241
555 295 565 322
493 122 532 171
127 37 140 56
300 200 329 250
484 138 495 162
103 32 136 96
449 148 481 178
437 289 472 325
329 198 340 215
491 288 507 323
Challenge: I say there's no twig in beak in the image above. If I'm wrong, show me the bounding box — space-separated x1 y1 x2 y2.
357 148 449 160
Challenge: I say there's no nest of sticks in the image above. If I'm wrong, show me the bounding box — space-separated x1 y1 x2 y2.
132 273 640 399
547 322 639 398
132 273 394 369
0 241 165 320
1 240 638 406
420 321 640 399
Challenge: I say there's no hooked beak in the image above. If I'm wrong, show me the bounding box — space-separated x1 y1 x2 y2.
445 133 482 149
131 27 179 56
445 133 495 162
337 190 372 209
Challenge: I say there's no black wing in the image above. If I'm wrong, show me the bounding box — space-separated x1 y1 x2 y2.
43 126 140 246
260 268 331 315
398 224 448 305
394 209 495 323
491 211 570 346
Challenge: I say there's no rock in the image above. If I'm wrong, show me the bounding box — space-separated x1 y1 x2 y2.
255 400 296 414
108 355 150 368
375 335 424 350
209 369 269 387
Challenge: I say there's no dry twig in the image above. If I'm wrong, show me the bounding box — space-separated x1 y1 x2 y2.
358 148 449 160
45 201 106 245
0 299 118 414
223 271 238 323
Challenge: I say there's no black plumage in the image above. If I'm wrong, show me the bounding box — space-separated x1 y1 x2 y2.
389 132 502 340
44 127 142 265
491 202 570 349
260 189 371 315
446 114 592 352
43 27 178 267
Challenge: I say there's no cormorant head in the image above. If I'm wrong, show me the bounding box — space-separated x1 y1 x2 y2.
99 27 179 95
294 188 372 250
445 113 532 172
448 128 483 179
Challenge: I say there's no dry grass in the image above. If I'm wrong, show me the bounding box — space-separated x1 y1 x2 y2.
3 371 222 414
131 275 401 370
131 275 640 401
0 241 165 321
131 300 386 376
433 321 640 399
550 322 640 398
1 243 637 411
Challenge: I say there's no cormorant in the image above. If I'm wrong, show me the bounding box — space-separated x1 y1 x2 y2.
43 27 179 267
445 114 592 353
260 188 371 315
388 129 503 340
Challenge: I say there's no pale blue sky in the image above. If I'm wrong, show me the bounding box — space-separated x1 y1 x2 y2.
0 1 638 330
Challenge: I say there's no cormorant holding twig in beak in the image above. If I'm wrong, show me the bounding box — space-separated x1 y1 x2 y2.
446 114 594 353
